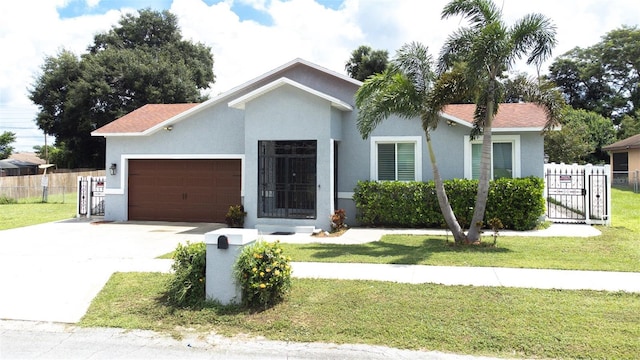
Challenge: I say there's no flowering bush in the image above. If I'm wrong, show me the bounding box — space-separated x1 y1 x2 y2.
234 240 292 309
166 241 206 307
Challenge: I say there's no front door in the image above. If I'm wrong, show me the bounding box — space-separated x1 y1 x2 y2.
258 140 316 219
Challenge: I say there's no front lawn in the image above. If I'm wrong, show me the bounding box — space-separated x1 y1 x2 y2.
281 188 640 272
81 272 640 359
0 193 76 230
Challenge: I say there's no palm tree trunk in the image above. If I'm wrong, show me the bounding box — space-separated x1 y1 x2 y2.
467 101 495 243
426 133 466 243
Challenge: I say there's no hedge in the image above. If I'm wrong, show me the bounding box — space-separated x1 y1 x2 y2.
353 177 545 231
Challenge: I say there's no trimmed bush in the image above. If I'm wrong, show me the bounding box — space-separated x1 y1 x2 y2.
234 240 292 309
166 241 206 307
354 177 545 231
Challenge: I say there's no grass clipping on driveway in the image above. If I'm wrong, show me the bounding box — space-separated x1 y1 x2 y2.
81 272 640 359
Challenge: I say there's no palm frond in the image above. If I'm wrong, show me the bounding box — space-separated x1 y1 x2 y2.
355 70 421 139
437 28 476 74
510 13 557 67
441 0 501 30
392 42 435 95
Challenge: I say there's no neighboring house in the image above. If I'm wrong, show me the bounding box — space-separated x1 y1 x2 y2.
602 133 640 186
92 58 549 232
0 153 45 176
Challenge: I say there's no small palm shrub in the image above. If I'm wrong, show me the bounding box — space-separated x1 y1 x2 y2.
234 240 292 309
225 205 247 228
166 241 206 307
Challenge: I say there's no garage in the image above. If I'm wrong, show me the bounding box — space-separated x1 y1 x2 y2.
128 159 241 222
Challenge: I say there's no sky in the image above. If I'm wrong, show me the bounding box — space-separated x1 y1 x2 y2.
1 0 639 152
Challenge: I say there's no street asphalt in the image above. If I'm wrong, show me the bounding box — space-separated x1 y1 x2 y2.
0 218 635 359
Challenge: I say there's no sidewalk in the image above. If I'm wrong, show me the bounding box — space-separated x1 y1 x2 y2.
291 262 640 293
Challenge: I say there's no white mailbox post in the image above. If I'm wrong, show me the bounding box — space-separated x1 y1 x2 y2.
204 228 257 305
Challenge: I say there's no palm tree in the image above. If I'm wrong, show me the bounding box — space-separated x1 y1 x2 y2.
355 42 467 243
437 0 558 242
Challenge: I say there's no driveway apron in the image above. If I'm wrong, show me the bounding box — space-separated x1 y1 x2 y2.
0 219 217 323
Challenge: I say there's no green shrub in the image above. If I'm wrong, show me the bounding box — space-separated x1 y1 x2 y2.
166 241 206 307
225 205 247 228
0 195 17 204
234 240 292 309
354 177 545 231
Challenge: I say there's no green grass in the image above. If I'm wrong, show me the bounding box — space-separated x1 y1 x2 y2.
281 188 640 272
0 193 77 230
81 272 640 359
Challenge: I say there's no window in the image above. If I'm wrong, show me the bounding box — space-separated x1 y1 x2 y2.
370 136 422 181
465 135 520 180
258 140 316 219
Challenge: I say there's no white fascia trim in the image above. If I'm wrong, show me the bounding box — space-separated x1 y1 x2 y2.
463 135 521 179
370 136 423 181
439 112 473 128
105 154 245 196
493 127 543 132
228 77 353 111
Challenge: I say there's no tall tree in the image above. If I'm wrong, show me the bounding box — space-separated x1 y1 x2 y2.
544 108 615 164
548 26 640 126
29 9 214 168
437 0 559 242
0 131 16 159
345 45 389 81
355 42 466 243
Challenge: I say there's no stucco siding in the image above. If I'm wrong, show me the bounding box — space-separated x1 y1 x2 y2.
242 84 338 231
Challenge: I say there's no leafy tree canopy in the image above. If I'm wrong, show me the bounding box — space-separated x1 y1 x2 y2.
545 108 615 164
29 9 215 168
345 45 389 81
0 131 16 159
547 25 640 127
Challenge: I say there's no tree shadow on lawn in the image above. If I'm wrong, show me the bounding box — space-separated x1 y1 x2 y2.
295 236 511 265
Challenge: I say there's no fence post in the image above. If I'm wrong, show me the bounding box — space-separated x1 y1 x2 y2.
76 176 82 218
584 164 592 225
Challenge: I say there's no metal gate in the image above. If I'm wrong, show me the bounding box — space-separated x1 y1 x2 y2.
544 164 610 225
77 176 105 217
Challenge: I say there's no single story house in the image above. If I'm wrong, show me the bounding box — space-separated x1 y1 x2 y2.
92 58 549 232
602 133 640 186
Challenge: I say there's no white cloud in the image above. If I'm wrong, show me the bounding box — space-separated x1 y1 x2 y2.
1 0 639 151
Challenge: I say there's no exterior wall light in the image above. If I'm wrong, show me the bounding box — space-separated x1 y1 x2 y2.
109 163 117 175
164 125 173 131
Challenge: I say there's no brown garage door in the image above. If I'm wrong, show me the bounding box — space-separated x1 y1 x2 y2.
128 159 241 222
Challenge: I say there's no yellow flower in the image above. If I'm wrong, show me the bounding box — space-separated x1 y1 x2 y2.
259 283 266 289
260 272 265 277
266 268 271 272
253 253 259 258
252 267 257 273
274 269 280 276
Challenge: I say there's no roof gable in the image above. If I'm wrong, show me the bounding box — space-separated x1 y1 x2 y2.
228 77 353 111
602 133 640 151
441 103 549 131
93 58 359 136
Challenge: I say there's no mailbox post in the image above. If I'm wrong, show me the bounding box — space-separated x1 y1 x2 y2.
204 228 257 305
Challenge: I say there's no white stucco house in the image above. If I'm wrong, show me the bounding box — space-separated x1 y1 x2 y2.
92 58 549 233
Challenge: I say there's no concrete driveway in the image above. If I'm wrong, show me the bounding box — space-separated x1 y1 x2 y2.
0 219 224 323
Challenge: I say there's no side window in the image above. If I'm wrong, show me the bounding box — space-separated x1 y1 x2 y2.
371 136 422 181
466 135 520 180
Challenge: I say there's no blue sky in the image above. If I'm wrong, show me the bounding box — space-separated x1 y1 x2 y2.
1 0 639 152
57 0 345 26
